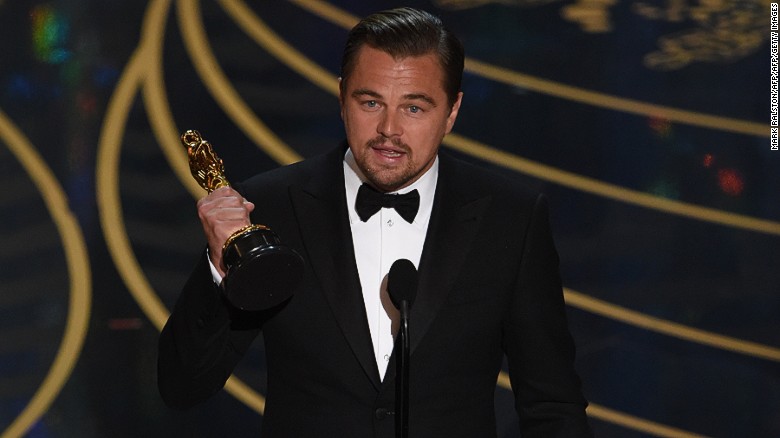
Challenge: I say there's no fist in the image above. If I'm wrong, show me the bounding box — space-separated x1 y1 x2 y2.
196 186 255 277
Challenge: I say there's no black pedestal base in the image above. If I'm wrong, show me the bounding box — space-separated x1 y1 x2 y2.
222 227 304 311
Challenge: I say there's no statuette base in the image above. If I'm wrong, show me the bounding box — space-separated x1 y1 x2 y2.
222 226 303 311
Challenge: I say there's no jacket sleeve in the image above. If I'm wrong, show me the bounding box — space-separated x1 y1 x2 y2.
503 194 593 437
157 250 264 409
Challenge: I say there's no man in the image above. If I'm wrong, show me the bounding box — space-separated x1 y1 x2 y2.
158 7 592 437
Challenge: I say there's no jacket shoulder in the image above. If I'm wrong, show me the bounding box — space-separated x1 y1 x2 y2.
439 151 543 207
236 146 342 197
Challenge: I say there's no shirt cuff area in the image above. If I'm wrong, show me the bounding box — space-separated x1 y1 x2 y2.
206 249 224 285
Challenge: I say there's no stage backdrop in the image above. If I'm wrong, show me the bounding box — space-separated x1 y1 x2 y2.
1 1 777 437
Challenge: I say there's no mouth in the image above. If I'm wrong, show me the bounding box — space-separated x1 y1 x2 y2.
368 137 408 161
374 147 405 158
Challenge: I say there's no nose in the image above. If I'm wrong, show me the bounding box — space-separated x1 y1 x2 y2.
377 109 402 138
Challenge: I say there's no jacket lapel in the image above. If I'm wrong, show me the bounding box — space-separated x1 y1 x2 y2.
383 152 491 383
289 147 383 390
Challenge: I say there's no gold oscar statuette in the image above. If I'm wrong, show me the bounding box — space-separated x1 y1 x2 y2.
182 130 304 311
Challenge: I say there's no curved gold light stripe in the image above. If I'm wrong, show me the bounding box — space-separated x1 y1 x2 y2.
95 0 267 415
220 0 780 357
97 0 172 333
223 0 780 239
287 0 764 138
586 404 708 438
564 288 780 361
142 0 204 201
141 14 204 200
219 0 339 96
497 372 708 438
286 0 358 30
176 0 302 166
0 110 91 438
463 59 763 137
444 134 780 236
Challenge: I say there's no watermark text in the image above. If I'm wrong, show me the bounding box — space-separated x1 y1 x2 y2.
771 4 779 150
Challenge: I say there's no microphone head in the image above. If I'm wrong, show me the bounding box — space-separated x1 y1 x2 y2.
388 259 418 310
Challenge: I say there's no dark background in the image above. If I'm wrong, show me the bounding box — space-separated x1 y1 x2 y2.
1 0 777 437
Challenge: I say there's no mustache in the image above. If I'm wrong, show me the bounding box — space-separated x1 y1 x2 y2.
366 136 410 153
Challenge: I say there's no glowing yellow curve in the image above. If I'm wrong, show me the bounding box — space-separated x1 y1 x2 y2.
97 0 172 335
498 371 709 438
0 110 91 437
443 134 780 236
96 0 266 414
288 0 764 138
142 11 203 200
564 289 780 361
177 0 302 166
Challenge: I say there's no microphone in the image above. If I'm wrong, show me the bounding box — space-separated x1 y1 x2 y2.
387 259 418 438
388 258 418 313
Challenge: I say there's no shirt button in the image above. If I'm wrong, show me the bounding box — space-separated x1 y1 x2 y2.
386 218 394 227
375 408 393 420
383 354 390 361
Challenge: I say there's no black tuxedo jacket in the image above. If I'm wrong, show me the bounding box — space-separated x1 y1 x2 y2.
158 145 592 437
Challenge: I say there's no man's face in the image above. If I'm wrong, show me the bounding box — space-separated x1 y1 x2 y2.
339 46 463 192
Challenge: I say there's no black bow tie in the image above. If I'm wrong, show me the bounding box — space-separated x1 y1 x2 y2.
355 183 420 223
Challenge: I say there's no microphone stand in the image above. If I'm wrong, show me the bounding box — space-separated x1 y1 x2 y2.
396 300 410 438
388 258 416 438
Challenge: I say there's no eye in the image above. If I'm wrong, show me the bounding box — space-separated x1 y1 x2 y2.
365 100 378 108
409 105 420 114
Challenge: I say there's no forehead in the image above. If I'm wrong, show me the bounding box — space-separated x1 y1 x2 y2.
347 46 447 96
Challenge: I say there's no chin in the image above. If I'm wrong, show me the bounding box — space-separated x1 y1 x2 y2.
373 174 413 192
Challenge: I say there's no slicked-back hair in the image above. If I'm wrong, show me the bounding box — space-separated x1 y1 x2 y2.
340 7 464 107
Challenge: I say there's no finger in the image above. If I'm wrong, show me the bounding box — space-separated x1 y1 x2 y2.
198 195 252 221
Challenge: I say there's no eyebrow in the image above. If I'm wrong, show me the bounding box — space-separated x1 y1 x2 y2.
404 93 436 107
350 88 437 107
351 88 382 99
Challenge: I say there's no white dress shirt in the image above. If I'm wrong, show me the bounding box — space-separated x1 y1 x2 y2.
343 149 437 380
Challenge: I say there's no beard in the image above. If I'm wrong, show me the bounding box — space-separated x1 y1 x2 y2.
356 136 418 192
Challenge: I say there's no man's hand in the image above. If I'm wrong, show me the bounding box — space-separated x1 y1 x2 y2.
197 186 255 277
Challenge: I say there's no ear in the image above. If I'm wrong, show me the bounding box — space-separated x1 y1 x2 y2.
444 91 463 134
